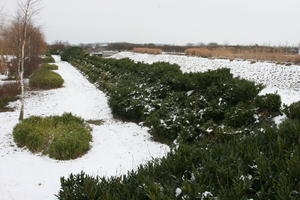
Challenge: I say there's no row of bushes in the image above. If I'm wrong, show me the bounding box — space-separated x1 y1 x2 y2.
13 113 92 160
66 53 281 144
29 63 63 89
57 47 300 199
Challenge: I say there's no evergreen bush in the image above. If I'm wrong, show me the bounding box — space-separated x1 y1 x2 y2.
284 101 300 120
256 93 281 114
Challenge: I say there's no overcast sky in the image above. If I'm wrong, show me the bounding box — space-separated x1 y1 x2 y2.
2 0 300 46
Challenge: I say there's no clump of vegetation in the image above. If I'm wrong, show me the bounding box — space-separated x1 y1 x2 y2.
29 68 64 89
61 47 86 61
0 82 20 111
56 47 300 199
41 63 59 70
284 101 300 120
43 55 55 63
13 113 92 160
256 93 282 114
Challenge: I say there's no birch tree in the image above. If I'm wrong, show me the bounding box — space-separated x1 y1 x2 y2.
16 0 40 120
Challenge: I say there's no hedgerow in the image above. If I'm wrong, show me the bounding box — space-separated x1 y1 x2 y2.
13 113 92 160
56 48 300 199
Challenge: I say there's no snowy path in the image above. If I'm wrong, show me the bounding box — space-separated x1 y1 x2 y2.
112 52 300 105
0 56 169 200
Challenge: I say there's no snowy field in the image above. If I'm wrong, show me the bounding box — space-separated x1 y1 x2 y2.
0 56 169 200
112 52 300 105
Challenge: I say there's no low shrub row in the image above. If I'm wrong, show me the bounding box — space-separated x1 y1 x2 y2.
13 113 92 160
56 48 300 199
29 65 63 89
66 54 280 144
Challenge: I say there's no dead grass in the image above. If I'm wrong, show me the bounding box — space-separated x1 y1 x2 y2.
185 47 300 64
133 48 162 55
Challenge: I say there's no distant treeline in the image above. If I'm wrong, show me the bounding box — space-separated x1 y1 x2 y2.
104 42 299 54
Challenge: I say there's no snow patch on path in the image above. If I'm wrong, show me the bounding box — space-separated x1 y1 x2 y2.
0 56 169 200
112 52 300 105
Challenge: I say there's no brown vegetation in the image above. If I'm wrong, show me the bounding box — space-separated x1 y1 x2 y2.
133 48 162 55
185 47 300 64
0 82 20 97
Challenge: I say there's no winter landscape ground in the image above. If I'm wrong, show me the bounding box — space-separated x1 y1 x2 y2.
0 56 169 200
1 52 300 199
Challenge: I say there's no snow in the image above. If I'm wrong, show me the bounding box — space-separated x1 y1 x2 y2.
175 188 182 197
112 52 300 105
0 56 169 200
273 114 287 127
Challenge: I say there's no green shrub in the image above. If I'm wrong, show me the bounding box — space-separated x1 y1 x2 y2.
43 56 55 63
29 68 64 89
278 119 300 147
284 101 300 120
42 63 59 70
61 47 86 61
256 94 281 114
225 104 256 128
13 113 92 160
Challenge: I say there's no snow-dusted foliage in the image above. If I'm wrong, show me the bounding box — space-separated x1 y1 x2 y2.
57 51 300 199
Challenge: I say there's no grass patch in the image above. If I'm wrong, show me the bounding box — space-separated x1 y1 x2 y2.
13 113 92 160
29 68 64 89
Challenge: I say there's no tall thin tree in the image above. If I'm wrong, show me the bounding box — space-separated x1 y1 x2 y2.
17 0 40 120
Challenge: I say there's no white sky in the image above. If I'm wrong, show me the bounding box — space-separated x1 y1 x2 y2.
2 0 300 46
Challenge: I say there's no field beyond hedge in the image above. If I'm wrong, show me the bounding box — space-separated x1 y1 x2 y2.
57 48 300 200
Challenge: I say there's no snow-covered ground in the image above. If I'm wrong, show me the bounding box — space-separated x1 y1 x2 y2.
112 52 300 105
0 56 169 200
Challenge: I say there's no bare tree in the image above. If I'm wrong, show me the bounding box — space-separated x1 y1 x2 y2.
16 0 40 120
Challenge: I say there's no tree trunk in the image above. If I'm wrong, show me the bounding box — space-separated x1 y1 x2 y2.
19 40 26 121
